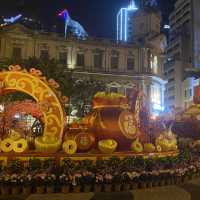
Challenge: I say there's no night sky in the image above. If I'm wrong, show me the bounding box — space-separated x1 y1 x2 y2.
0 0 175 38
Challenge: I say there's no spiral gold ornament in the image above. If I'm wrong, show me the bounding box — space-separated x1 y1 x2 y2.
0 66 65 152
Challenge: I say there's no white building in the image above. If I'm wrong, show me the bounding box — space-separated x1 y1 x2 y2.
117 0 138 42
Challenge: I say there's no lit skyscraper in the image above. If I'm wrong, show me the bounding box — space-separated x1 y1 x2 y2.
117 0 138 42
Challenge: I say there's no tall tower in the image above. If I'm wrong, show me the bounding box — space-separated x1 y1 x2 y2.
117 0 138 42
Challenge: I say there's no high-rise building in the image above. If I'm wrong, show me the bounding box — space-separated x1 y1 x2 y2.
117 0 160 42
117 0 138 42
164 0 200 111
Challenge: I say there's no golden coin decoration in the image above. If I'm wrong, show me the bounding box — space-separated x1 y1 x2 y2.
1 138 14 153
63 140 77 155
13 139 28 153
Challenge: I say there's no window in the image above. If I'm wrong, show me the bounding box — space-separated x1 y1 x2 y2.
168 86 175 92
76 53 85 67
40 50 49 60
189 88 192 97
127 57 135 70
185 90 187 98
139 23 144 31
168 69 174 74
151 85 161 105
168 78 175 83
110 87 118 93
150 55 158 74
93 50 102 68
12 47 22 60
125 88 133 97
111 51 119 69
168 96 175 100
59 52 67 65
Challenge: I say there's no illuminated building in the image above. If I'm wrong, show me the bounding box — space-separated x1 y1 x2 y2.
0 17 166 115
117 0 160 42
165 0 200 110
117 0 138 42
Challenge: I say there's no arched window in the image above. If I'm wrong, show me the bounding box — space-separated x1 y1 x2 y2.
107 82 121 93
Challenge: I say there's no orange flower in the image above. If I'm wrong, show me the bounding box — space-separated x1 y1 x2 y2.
8 65 21 71
48 79 60 89
61 96 69 104
30 68 42 76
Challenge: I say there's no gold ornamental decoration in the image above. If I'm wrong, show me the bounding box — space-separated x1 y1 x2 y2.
0 65 65 152
118 110 138 139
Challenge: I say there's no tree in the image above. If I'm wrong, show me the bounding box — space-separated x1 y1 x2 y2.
72 78 106 117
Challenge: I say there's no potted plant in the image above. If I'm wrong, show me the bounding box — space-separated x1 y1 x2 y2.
128 172 140 189
103 173 113 192
94 172 104 192
10 173 21 195
44 173 56 193
21 172 33 195
0 173 10 195
71 171 83 193
121 172 132 191
138 172 148 189
82 170 95 192
33 172 46 194
59 173 71 193
112 172 122 192
7 159 23 195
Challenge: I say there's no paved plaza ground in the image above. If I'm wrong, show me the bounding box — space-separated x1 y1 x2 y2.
1 178 200 200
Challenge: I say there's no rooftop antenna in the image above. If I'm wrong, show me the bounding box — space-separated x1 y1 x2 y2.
128 0 138 10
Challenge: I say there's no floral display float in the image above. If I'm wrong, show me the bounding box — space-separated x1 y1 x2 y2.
172 84 200 139
81 91 142 152
0 65 68 153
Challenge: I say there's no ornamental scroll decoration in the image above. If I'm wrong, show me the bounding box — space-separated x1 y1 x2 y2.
0 65 67 144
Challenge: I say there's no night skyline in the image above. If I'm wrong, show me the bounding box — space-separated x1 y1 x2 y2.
0 0 175 38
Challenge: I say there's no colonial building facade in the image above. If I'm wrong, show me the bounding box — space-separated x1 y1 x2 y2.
0 23 166 115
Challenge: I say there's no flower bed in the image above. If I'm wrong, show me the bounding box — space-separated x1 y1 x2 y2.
0 147 200 195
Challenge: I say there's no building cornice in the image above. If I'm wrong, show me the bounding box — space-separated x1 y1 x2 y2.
72 70 167 85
